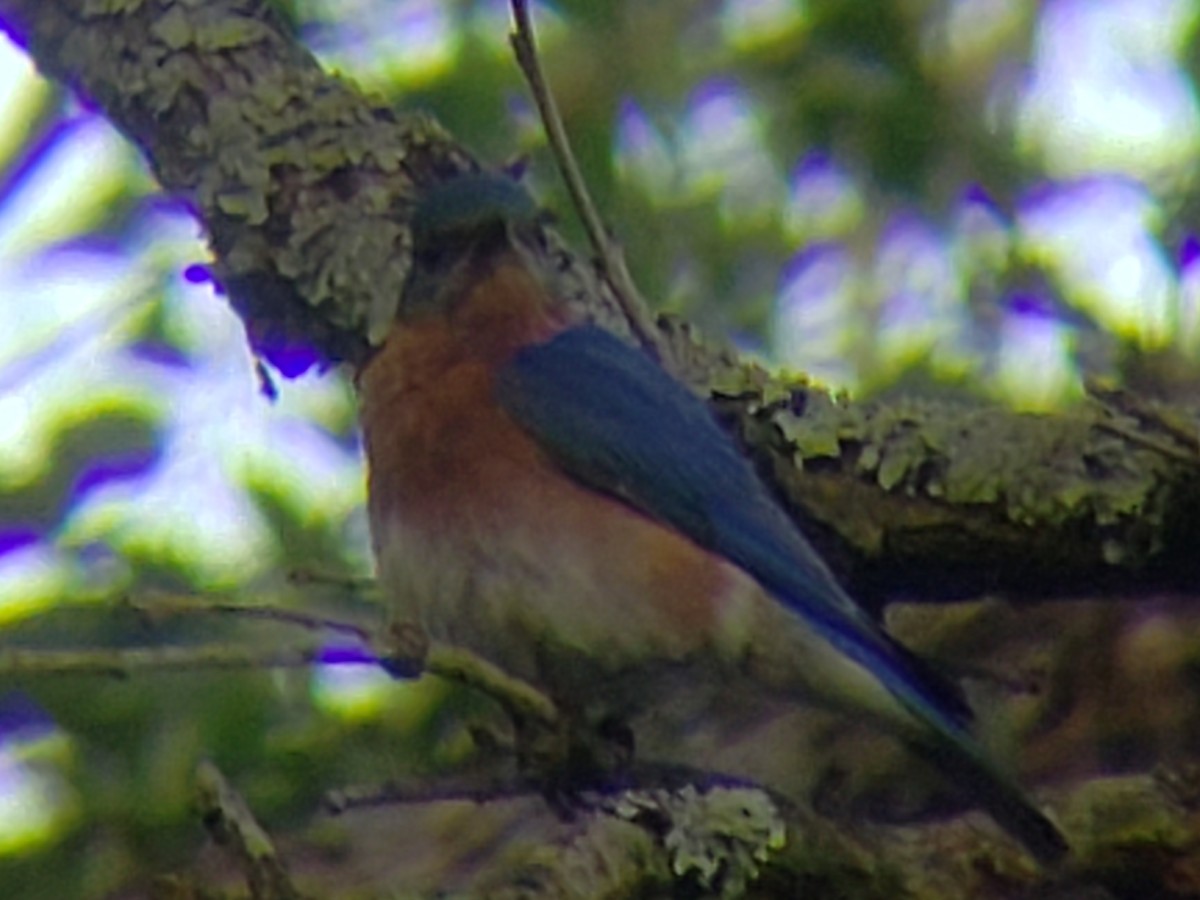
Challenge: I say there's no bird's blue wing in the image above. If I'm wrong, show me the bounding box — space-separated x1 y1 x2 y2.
498 326 1070 866
495 325 972 734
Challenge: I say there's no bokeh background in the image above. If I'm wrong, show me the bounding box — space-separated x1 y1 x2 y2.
1 0 1198 895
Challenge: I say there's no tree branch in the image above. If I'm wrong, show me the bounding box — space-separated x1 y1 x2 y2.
507 0 660 360
195 761 303 900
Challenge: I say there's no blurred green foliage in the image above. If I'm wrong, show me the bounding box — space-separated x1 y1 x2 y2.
1 0 1199 896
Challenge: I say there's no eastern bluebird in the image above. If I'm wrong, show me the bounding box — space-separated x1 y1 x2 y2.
356 173 1068 864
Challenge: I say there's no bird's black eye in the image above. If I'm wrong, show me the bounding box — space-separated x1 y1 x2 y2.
412 233 471 273
413 219 510 274
412 241 453 273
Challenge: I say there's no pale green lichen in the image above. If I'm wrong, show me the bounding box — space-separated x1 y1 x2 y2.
1064 774 1191 857
608 785 786 898
149 6 193 50
82 0 147 17
193 15 273 50
773 391 861 461
58 0 434 346
708 361 797 409
215 188 269 224
772 387 1167 553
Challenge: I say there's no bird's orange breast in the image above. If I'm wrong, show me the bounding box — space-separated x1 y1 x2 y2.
356 261 757 702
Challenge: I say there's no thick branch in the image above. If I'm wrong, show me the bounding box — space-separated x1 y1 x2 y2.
0 0 449 366
721 381 1200 610
195 768 1200 899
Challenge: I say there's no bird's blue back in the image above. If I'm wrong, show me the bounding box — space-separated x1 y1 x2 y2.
496 325 973 738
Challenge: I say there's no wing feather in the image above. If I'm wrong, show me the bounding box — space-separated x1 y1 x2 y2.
495 325 971 733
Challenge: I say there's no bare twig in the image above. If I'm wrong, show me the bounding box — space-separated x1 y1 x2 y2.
124 593 375 643
507 0 661 358
325 774 536 813
286 567 378 594
1087 385 1200 463
429 642 558 725
1092 417 1198 465
0 644 336 677
195 761 303 900
6 599 557 724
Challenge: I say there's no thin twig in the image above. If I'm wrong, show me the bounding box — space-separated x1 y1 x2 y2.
507 0 661 357
124 593 375 642
13 595 559 736
286 567 378 593
324 763 794 818
325 774 538 813
196 760 303 900
425 641 560 727
0 644 335 677
1092 418 1198 465
1086 386 1200 463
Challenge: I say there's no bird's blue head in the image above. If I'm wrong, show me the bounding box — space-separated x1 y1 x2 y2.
412 173 539 248
402 173 544 319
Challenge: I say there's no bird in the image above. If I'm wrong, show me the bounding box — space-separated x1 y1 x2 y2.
355 171 1068 865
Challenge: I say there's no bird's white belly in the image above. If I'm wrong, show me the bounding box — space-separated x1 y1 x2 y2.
371 506 745 709
372 500 913 740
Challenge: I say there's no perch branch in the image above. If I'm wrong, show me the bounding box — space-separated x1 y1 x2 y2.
508 0 660 358
195 761 303 900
